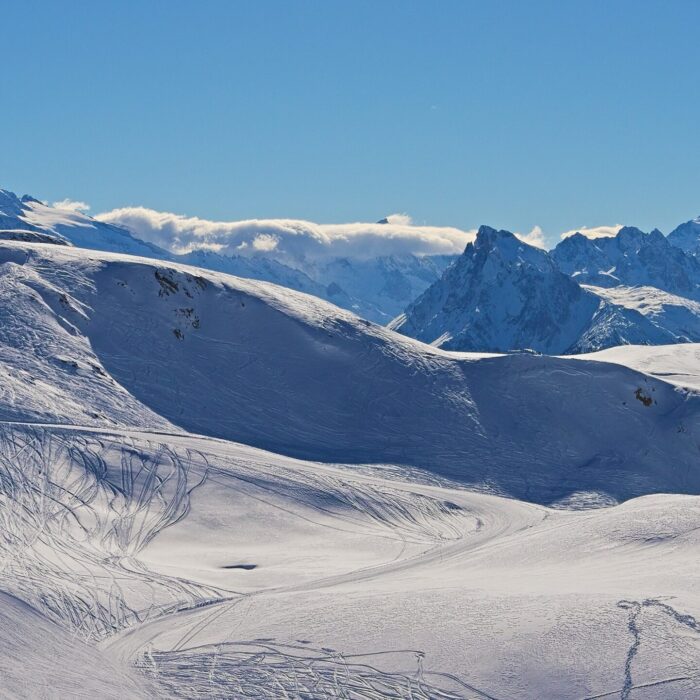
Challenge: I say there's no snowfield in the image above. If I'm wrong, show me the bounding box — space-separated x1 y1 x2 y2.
1 239 700 698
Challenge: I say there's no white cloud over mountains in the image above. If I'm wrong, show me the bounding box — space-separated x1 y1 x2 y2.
96 206 551 260
559 224 623 240
96 207 478 260
518 225 546 249
52 199 91 213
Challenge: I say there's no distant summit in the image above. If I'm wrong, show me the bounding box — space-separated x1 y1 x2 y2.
390 225 678 353
552 225 700 299
0 188 168 258
668 216 700 256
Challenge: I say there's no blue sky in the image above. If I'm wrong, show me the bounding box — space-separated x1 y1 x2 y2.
2 0 699 247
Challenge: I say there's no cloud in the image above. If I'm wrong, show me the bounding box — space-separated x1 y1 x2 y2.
515 225 546 249
52 199 90 213
383 213 413 226
251 233 279 252
559 224 623 240
95 207 477 261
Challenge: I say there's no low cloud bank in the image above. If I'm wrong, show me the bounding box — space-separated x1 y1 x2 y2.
96 206 551 260
96 207 478 260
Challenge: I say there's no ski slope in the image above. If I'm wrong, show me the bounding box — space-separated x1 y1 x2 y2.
3 422 700 698
1 239 700 698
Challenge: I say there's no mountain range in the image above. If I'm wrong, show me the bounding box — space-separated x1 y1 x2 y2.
393 223 700 353
3 187 700 354
0 189 452 323
3 187 700 698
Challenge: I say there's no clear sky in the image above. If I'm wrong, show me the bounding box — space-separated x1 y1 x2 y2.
2 0 699 247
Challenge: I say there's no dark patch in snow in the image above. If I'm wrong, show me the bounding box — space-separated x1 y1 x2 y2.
635 387 653 407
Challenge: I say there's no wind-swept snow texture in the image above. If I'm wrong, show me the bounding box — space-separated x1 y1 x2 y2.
2 237 700 698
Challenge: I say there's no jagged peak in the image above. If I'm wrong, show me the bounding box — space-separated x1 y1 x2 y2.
617 225 646 239
557 232 595 247
20 195 43 205
0 189 21 204
473 225 519 249
648 228 667 243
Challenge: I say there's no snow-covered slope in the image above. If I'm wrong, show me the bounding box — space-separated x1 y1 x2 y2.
0 590 150 699
585 284 700 342
136 248 452 324
7 418 700 698
4 236 700 697
668 215 700 256
390 226 677 353
0 246 175 427
0 189 169 258
1 239 698 506
570 343 700 391
552 226 700 299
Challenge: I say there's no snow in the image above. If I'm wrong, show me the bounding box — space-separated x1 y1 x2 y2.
391 226 684 353
0 590 151 699
552 225 700 300
0 191 169 259
569 343 700 392
2 240 698 504
2 233 700 697
584 285 700 342
668 216 700 256
0 190 453 323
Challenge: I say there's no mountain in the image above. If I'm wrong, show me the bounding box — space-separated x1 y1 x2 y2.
308 253 455 322
177 249 454 322
668 215 700 256
552 225 700 299
390 226 677 353
585 285 700 343
0 189 169 258
2 238 698 502
3 237 700 698
179 248 340 304
0 189 450 322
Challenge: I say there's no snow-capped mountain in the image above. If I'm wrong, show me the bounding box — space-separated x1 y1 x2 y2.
0 189 169 258
390 226 680 353
0 189 450 322
179 248 453 322
668 215 700 256
552 225 700 299
585 285 700 343
309 254 455 322
179 248 337 304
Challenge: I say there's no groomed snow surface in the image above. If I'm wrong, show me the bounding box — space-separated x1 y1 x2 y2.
1 240 700 699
